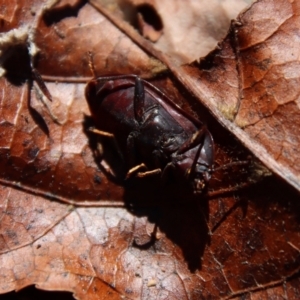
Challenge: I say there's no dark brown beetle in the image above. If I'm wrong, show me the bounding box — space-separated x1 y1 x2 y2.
85 75 214 193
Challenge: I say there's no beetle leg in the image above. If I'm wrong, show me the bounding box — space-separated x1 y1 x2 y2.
89 127 124 163
127 146 164 179
126 163 148 179
213 160 250 172
126 164 162 179
206 181 252 198
177 126 206 155
89 127 114 138
137 168 162 178
134 77 145 124
177 127 207 180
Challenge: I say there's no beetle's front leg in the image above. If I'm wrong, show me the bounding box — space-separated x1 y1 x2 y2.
134 77 145 124
177 126 214 182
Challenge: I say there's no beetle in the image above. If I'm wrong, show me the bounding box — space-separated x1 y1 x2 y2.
85 75 215 194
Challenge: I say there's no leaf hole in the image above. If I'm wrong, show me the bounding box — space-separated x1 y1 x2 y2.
1 44 31 86
136 4 163 42
43 0 87 26
136 4 163 32
121 2 163 42
1 285 75 300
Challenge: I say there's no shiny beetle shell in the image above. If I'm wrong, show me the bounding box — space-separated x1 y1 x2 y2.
85 75 214 193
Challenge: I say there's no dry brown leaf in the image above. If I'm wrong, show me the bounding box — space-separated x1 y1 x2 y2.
98 0 250 62
178 0 300 193
0 0 299 299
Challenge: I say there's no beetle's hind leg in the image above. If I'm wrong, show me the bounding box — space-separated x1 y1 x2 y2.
88 127 125 178
88 128 115 139
88 128 112 156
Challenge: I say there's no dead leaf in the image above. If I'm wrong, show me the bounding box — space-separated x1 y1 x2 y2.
0 0 299 299
96 0 250 62
178 0 300 193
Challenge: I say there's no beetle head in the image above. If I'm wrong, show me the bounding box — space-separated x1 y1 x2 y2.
192 129 214 193
175 129 214 194
173 154 213 194
188 163 212 194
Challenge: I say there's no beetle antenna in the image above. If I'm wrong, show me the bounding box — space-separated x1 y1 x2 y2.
178 127 206 155
88 51 97 78
187 139 203 180
213 160 250 172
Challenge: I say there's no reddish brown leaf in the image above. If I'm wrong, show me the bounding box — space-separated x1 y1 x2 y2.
235 0 300 187
94 0 249 62
0 0 299 299
178 0 300 192
35 1 165 78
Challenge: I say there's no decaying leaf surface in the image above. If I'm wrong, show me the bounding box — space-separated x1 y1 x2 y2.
0 0 299 300
235 0 300 185
177 0 300 192
95 0 250 63
36 1 165 78
1 180 300 299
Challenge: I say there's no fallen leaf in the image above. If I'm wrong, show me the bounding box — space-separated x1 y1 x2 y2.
178 0 300 193
0 0 299 299
95 0 250 62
